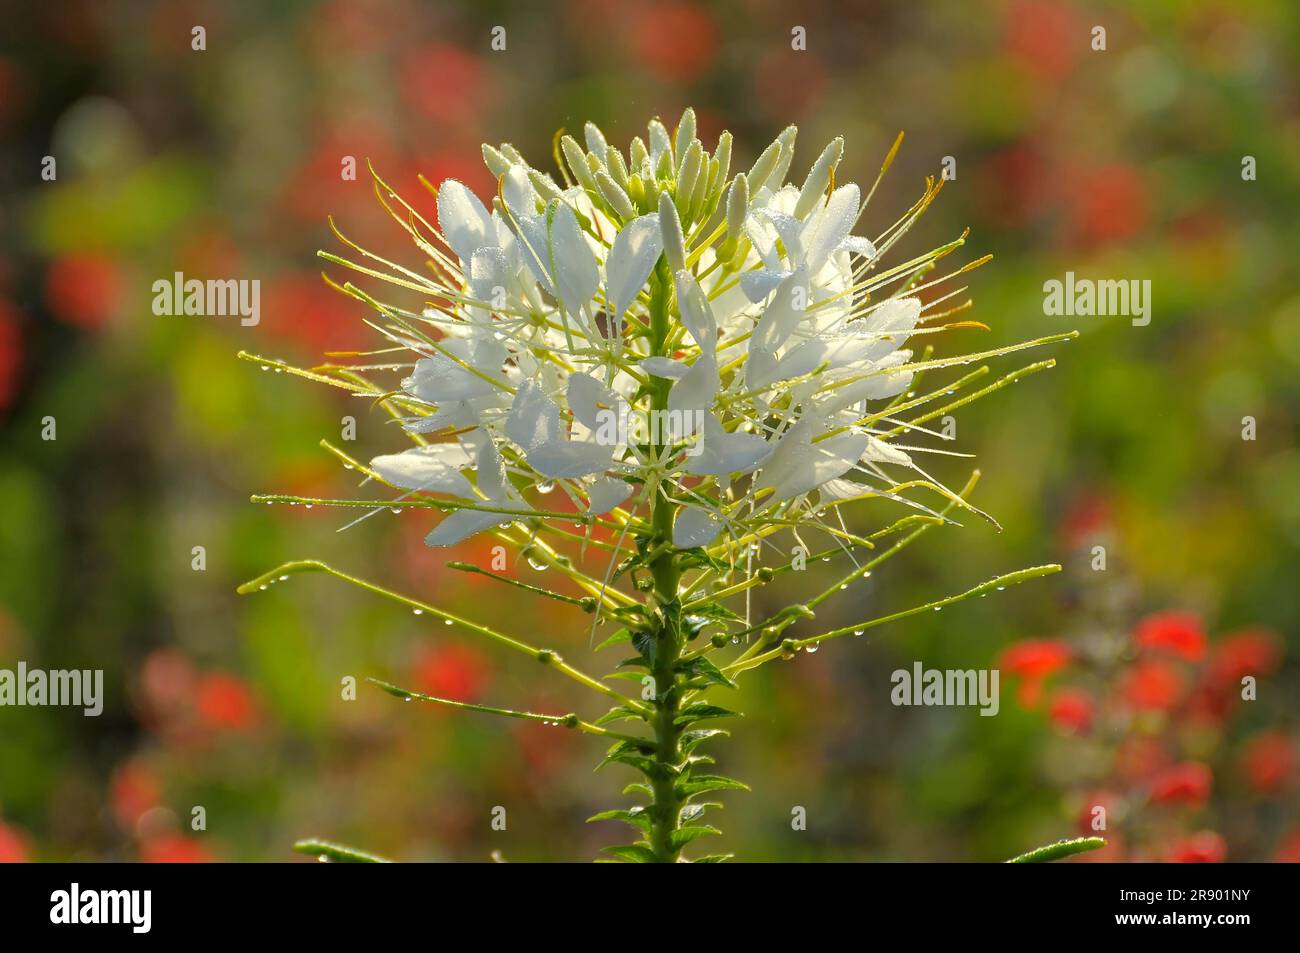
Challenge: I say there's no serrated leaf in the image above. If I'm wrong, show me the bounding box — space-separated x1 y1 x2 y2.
676 774 751 797
594 628 632 652
602 844 659 863
677 655 737 689
671 825 722 849
674 702 741 727
679 802 723 823
688 601 744 622
680 728 729 755
587 807 651 834
594 705 645 726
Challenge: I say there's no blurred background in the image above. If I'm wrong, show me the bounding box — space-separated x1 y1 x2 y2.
0 0 1297 862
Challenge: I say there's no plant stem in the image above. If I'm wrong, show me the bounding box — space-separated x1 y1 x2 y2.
647 261 685 863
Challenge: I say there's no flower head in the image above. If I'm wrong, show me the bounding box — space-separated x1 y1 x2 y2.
311 109 1042 557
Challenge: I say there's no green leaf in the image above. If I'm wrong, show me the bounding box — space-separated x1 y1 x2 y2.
594 628 633 652
602 844 659 863
679 728 729 755
594 704 645 726
687 601 743 622
1006 836 1107 863
671 825 722 849
679 802 722 823
587 808 651 834
692 854 734 863
622 782 653 797
675 775 751 797
674 702 742 727
292 839 392 863
677 656 737 689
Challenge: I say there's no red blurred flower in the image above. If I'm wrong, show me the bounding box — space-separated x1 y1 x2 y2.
1166 830 1226 863
0 299 22 409
752 47 828 118
1241 732 1294 794
1209 628 1281 685
195 672 258 731
1068 164 1148 246
0 821 30 862
412 643 489 702
1149 762 1212 805
139 832 214 864
1135 611 1206 662
400 43 490 126
44 253 122 329
1000 638 1071 678
1004 0 1082 84
1114 735 1170 783
1048 687 1094 733
1276 829 1300 863
110 760 161 829
632 3 718 82
1058 490 1113 550
1121 658 1185 712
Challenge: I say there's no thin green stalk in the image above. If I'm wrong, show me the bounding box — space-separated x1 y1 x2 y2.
646 261 686 863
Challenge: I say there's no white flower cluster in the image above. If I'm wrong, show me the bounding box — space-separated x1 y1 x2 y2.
362 109 957 552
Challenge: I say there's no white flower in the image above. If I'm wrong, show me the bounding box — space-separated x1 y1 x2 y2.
325 109 1004 551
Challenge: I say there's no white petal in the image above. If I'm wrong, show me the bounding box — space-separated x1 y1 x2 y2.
506 381 561 452
739 268 790 303
859 297 922 361
548 201 600 317
672 505 723 549
371 445 475 497
668 355 718 415
476 438 507 499
673 269 717 354
501 164 537 218
567 372 619 432
750 265 810 353
684 413 772 477
425 508 503 548
525 440 613 479
756 421 868 502
862 435 912 467
640 356 690 379
801 184 860 274
606 214 663 318
585 476 633 514
436 180 494 265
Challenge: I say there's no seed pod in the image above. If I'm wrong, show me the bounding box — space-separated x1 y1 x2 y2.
674 107 697 170
659 192 687 273
482 144 511 178
793 137 844 219
596 170 636 221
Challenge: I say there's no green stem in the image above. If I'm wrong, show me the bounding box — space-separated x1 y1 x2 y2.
647 261 685 863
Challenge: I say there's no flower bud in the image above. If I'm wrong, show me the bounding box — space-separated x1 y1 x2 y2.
658 192 687 273
794 137 844 219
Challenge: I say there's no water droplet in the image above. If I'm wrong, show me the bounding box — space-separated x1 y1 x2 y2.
933 606 942 611
304 503 313 509
402 695 412 702
260 365 269 372
444 619 453 626
279 575 289 581
536 481 555 494
412 608 424 615
996 586 1006 591
839 583 848 590
390 507 401 514
853 629 864 637
804 643 819 654
258 585 268 591
343 463 354 470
